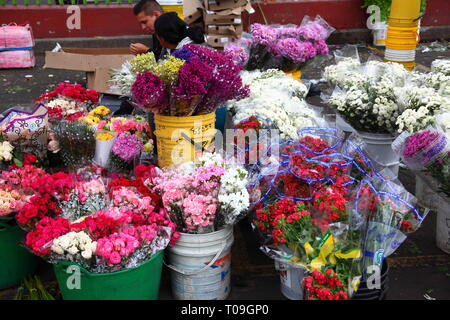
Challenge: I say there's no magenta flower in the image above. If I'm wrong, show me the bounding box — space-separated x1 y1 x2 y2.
131 72 167 114
403 130 441 158
112 133 143 163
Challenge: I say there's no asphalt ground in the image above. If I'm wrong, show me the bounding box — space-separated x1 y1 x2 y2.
0 44 449 300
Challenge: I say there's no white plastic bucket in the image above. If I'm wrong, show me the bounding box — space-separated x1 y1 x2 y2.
372 22 388 47
358 131 400 177
166 226 234 300
385 48 416 61
93 133 116 168
275 260 305 300
415 175 440 210
436 196 450 254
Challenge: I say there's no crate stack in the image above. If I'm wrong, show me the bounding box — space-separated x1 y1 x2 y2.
184 0 254 49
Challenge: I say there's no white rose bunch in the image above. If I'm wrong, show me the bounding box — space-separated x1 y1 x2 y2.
396 107 435 133
51 231 97 261
0 141 14 162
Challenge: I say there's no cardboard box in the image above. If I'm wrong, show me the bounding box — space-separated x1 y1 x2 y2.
204 0 249 11
207 24 243 37
184 8 203 25
203 12 242 25
44 47 133 95
206 35 236 48
183 0 204 18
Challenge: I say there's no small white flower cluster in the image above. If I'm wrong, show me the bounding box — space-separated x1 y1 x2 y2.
325 57 450 134
396 107 435 133
51 231 97 260
0 141 14 162
323 57 362 89
228 69 322 140
218 166 250 225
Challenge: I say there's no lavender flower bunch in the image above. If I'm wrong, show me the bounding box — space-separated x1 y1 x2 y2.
184 44 250 115
131 72 168 114
224 44 250 67
110 132 143 173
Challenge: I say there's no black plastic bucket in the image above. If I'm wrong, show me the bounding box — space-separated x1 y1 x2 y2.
352 260 389 300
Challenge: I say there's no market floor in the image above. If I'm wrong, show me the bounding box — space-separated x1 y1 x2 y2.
0 44 449 300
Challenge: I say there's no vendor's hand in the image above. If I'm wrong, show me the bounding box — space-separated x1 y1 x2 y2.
130 43 150 55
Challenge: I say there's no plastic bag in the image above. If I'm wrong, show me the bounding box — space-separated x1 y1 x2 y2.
0 104 48 159
0 24 35 69
299 15 336 41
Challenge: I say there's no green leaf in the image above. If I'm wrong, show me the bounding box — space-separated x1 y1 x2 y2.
13 158 23 167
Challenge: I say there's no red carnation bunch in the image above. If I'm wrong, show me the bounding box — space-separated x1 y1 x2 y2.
304 268 348 300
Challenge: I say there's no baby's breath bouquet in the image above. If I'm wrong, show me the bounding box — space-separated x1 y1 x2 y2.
52 121 96 171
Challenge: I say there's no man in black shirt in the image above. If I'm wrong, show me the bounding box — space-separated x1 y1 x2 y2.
117 0 164 115
130 0 164 60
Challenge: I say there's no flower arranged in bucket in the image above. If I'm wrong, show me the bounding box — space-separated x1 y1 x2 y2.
35 82 99 123
250 127 426 299
224 15 334 73
149 153 250 234
129 44 250 116
1 162 179 299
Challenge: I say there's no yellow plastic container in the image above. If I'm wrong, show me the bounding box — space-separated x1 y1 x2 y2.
389 0 421 21
162 5 184 20
284 70 302 80
385 25 420 50
154 112 216 167
384 59 416 70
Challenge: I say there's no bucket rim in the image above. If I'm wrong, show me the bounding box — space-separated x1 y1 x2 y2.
154 112 216 122
53 249 164 278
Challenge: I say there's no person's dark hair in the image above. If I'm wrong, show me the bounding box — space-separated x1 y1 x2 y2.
155 12 205 45
133 0 163 16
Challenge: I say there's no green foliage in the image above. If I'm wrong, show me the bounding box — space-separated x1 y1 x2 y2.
15 276 59 300
362 0 427 22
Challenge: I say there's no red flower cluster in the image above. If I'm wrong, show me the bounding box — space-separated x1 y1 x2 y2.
313 185 348 223
25 217 71 256
304 269 348 300
290 153 327 181
255 198 311 245
17 194 62 230
23 154 38 165
65 111 87 122
36 82 99 104
0 165 46 193
47 106 64 121
399 220 413 233
236 116 263 132
298 136 333 158
277 173 310 199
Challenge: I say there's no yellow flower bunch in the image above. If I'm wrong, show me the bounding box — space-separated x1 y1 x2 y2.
130 52 158 74
96 132 114 141
89 105 110 117
80 114 101 126
157 56 185 84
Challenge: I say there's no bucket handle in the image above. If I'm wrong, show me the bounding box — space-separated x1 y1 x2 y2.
164 240 227 276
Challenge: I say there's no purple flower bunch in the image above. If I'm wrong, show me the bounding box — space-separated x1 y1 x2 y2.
172 57 213 99
112 132 143 163
184 44 250 114
131 72 167 114
298 23 329 41
313 39 329 55
276 26 302 39
403 130 441 158
250 24 278 46
272 38 317 63
224 44 249 66
172 47 195 63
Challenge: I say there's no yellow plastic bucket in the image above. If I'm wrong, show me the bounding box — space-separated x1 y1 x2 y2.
389 0 421 21
154 112 216 167
284 70 302 80
162 5 184 20
385 25 420 50
384 59 416 70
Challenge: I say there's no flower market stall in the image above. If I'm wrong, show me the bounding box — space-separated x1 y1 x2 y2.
0 17 449 301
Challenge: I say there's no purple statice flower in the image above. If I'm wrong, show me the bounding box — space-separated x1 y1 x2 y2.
131 72 167 114
172 47 194 63
172 58 213 98
313 39 330 55
250 23 278 46
112 132 143 162
183 44 250 114
224 44 249 66
403 130 441 158
298 23 328 41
